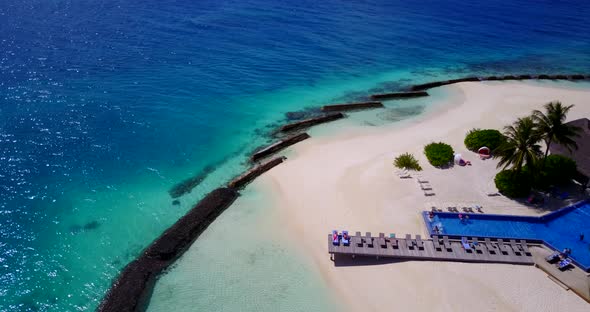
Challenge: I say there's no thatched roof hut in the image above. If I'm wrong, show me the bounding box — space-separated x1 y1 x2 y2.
549 118 590 185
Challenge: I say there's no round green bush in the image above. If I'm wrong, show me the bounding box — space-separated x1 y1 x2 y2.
464 129 505 152
424 142 454 167
494 170 531 198
394 153 422 171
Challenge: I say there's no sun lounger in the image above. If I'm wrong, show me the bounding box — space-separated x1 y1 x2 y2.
545 251 560 263
416 175 429 183
365 232 373 247
353 231 363 247
398 170 411 179
342 230 350 246
418 180 432 189
475 205 484 213
519 240 532 256
461 237 472 253
424 191 435 196
416 235 425 250
558 258 572 271
391 237 399 249
405 234 415 250
509 240 522 256
471 237 483 254
421 184 433 191
442 236 453 252
433 235 443 251
485 238 498 255
378 233 387 248
497 239 511 255
332 230 339 246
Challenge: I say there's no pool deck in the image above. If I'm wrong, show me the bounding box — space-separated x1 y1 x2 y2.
328 233 537 265
532 246 590 303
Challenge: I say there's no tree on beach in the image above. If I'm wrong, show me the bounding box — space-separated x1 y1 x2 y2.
495 117 542 172
531 101 581 166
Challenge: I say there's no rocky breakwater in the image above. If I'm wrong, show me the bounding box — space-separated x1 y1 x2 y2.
98 188 239 312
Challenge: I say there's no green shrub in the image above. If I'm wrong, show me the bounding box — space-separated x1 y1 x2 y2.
494 170 531 198
525 155 577 190
464 129 505 152
424 142 454 167
394 153 422 171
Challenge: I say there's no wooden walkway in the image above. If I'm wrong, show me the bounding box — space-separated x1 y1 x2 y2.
328 233 536 265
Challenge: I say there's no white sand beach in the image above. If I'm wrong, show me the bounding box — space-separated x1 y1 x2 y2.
257 81 590 311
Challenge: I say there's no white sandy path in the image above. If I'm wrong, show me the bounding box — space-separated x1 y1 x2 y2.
258 81 590 312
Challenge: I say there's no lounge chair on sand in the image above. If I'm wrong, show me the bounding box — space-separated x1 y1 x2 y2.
461 237 472 253
397 170 411 179
342 230 350 246
420 183 433 191
545 251 560 263
332 230 339 246
558 258 573 271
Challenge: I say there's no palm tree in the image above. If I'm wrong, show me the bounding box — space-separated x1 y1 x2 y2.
495 117 542 172
532 101 581 164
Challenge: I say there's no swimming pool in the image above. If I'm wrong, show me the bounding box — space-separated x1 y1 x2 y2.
423 201 590 271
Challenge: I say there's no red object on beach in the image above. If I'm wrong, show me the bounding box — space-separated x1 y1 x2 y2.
478 146 491 159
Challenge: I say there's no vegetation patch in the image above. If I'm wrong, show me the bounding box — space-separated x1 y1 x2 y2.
424 142 454 167
524 155 577 190
464 129 505 152
494 170 532 198
394 153 422 171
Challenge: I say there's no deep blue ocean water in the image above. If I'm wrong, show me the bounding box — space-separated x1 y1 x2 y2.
1 0 590 310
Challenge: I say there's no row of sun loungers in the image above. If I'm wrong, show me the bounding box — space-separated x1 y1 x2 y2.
334 232 533 257
416 176 435 196
432 205 484 213
431 236 532 257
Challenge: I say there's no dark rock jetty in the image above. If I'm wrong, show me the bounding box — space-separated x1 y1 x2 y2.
410 74 588 91
228 156 286 189
370 91 429 100
321 101 383 112
98 188 239 312
251 133 310 161
280 113 344 132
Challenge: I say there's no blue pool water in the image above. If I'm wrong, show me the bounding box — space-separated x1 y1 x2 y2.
2 0 590 310
428 202 590 270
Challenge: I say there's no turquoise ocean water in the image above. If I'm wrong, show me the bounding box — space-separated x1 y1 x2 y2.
1 0 590 311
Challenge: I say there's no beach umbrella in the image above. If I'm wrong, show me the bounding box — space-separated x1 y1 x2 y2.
478 146 490 155
454 153 463 165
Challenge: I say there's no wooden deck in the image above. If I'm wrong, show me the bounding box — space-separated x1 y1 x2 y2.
328 233 536 265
